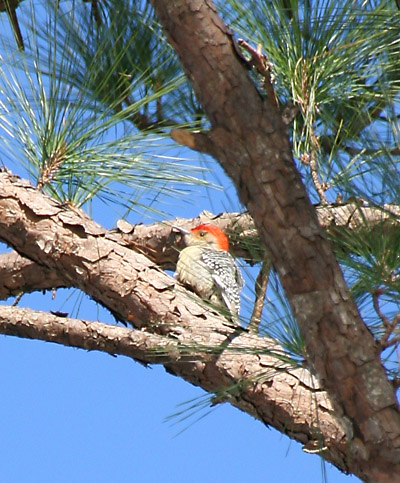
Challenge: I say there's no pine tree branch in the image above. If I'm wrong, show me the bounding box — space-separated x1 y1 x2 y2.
0 169 351 473
0 304 169 364
0 168 396 476
0 250 69 300
0 303 350 471
2 202 400 300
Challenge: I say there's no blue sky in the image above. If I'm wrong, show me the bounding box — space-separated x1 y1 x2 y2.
0 325 357 483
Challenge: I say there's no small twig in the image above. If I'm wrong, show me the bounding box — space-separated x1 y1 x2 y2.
12 292 23 306
372 290 400 349
82 0 102 27
171 128 215 155
295 60 329 204
123 94 178 131
384 332 400 349
392 377 400 390
0 1 25 50
91 0 102 27
237 39 279 108
154 80 163 123
36 141 67 191
248 257 272 333
300 144 329 205
372 290 390 327
7 7 24 50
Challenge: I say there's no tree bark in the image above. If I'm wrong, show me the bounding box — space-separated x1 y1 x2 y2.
149 1 400 480
0 0 399 476
2 203 398 299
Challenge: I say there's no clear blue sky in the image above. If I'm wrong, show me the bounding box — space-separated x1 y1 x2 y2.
0 323 357 483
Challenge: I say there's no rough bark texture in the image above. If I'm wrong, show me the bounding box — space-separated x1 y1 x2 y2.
0 250 68 299
149 1 400 480
0 171 352 471
2 203 397 299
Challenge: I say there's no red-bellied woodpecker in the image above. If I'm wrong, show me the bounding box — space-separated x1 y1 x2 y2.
175 224 244 319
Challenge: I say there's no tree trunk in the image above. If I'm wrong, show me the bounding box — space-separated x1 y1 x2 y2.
149 0 400 480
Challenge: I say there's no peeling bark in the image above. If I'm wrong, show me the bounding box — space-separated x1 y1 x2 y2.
149 1 400 479
0 166 393 478
0 250 68 299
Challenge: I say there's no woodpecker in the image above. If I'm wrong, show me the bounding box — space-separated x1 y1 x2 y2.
175 224 244 319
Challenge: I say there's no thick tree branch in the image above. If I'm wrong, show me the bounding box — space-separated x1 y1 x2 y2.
0 250 69 300
149 1 400 480
0 304 170 364
119 203 400 265
0 303 350 470
2 203 400 299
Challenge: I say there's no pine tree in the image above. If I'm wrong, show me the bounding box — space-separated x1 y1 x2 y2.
0 1 399 480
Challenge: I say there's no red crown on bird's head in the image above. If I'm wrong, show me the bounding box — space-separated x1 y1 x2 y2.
191 224 229 251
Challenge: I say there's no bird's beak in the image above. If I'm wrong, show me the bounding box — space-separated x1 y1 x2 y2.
171 225 191 235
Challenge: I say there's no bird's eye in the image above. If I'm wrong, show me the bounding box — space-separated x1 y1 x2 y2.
199 231 205 237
